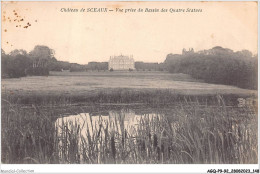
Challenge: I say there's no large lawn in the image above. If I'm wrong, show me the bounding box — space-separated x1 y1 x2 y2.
1 71 256 96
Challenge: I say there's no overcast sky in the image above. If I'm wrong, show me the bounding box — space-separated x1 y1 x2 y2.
2 1 257 64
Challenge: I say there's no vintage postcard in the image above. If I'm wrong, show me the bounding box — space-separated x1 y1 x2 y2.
1 1 258 173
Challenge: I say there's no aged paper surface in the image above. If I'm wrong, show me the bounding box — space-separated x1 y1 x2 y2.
1 1 258 173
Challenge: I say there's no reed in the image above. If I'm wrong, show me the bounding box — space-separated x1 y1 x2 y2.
1 95 257 164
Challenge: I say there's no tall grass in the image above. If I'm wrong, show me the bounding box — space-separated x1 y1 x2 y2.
2 88 255 107
1 96 258 164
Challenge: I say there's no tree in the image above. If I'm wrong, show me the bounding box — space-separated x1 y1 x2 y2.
12 55 32 77
29 45 54 59
165 47 257 90
1 49 6 55
238 50 253 58
29 45 55 68
1 53 32 78
9 49 27 57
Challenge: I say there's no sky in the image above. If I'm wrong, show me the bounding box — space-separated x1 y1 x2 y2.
1 1 258 64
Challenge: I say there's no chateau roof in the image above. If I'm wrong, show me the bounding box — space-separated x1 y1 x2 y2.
110 55 134 61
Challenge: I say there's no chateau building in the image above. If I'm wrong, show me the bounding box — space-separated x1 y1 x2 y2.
108 55 135 70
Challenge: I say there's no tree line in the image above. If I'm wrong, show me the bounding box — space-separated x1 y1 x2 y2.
164 46 257 89
1 46 167 78
1 45 88 78
135 62 165 71
2 46 52 78
2 45 257 90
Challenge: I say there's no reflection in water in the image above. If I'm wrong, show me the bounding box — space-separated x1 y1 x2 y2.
55 109 164 163
55 109 162 138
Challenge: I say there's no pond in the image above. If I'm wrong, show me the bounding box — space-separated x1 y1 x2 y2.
53 104 257 164
55 109 171 163
55 109 164 139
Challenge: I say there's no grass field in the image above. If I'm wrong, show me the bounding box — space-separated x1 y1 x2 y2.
2 71 256 96
1 71 258 164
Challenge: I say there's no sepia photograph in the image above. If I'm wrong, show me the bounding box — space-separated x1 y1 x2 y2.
1 0 258 173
